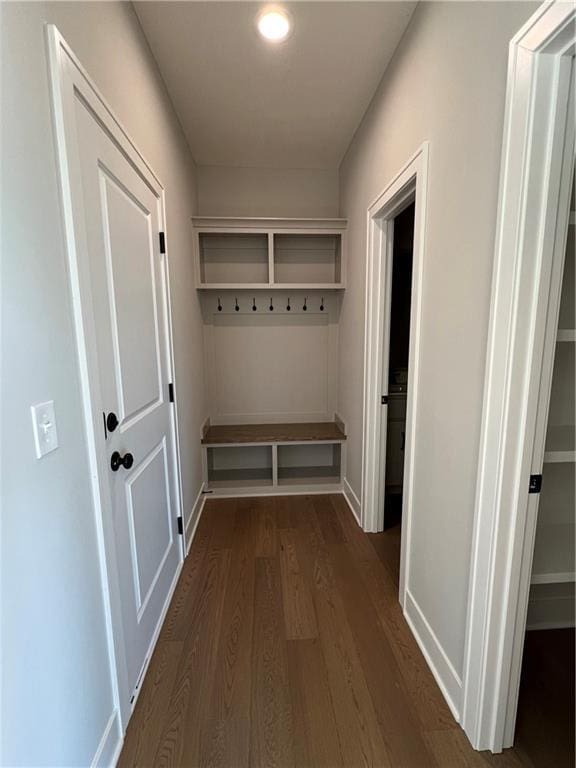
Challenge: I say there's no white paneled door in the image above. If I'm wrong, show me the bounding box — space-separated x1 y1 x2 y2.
73 97 181 702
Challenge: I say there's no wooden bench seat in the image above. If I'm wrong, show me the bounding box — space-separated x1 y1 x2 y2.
201 421 346 445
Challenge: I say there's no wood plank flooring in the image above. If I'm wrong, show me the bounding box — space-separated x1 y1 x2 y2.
119 494 539 767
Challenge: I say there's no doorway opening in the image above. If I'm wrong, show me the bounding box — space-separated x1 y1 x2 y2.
461 4 575 753
512 167 575 767
362 143 428 609
371 202 415 585
384 202 414 525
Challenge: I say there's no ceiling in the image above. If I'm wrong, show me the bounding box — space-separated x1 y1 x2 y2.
134 2 417 169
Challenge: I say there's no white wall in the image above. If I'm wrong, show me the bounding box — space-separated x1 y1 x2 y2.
197 165 339 218
196 162 341 429
338 1 536 699
200 292 340 424
1 2 203 765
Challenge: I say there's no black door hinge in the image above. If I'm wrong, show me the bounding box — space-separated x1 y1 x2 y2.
529 474 543 494
159 231 166 254
381 395 388 405
177 516 183 535
168 382 174 403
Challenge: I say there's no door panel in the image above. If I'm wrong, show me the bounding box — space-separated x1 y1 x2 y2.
126 440 172 618
73 96 181 700
101 172 162 422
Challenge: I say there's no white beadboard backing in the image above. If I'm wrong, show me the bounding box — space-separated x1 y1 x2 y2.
201 291 340 425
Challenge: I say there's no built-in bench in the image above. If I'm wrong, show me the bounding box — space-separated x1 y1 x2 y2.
201 421 346 495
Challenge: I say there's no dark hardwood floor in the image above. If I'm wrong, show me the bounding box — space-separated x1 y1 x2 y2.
118 494 560 767
514 627 575 768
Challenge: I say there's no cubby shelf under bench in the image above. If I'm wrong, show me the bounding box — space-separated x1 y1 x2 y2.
201 421 347 496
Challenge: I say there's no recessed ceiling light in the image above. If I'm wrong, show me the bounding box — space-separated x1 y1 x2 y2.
257 8 291 42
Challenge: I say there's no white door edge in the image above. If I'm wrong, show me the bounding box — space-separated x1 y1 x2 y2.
46 25 185 730
461 0 576 753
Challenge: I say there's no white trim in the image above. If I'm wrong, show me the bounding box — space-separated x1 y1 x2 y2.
91 710 121 768
360 143 429 617
46 25 185 731
462 1 575 753
159 194 186 564
185 484 207 555
404 590 462 722
343 478 362 525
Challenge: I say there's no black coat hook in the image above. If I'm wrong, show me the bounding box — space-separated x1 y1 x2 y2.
217 297 222 312
303 297 308 311
320 297 324 312
269 297 274 311
252 297 257 311
235 297 239 312
286 297 291 311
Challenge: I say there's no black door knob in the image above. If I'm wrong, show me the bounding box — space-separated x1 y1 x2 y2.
106 412 119 433
111 451 134 472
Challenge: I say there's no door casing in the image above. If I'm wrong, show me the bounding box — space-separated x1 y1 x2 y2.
461 1 575 753
47 25 185 730
361 142 429 613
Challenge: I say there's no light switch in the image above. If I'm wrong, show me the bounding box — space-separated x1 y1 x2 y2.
31 400 59 458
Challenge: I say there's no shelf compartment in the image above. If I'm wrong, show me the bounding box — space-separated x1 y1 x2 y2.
531 464 575 584
273 234 342 286
544 425 575 462
545 341 574 462
277 443 342 486
531 523 575 585
198 232 269 286
538 462 575 526
558 214 574 330
527 581 575 629
206 445 273 489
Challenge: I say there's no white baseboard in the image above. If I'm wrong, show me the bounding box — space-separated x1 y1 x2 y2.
343 478 362 526
404 589 462 722
92 709 121 768
185 483 208 555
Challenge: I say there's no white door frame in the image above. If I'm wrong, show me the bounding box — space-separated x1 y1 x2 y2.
361 142 429 603
462 1 575 753
46 26 185 731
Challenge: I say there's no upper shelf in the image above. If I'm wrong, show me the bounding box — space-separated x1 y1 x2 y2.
192 217 347 290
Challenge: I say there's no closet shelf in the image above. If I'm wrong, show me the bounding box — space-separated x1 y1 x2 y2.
556 329 576 342
202 421 346 445
544 425 576 463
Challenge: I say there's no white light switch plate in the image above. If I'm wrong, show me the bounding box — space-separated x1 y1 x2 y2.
31 400 59 458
